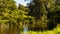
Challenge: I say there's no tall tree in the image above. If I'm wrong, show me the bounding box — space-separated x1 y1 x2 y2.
0 0 34 31
27 0 57 30
54 0 60 23
0 0 17 33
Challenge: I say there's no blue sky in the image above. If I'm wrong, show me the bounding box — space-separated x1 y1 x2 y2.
14 0 31 6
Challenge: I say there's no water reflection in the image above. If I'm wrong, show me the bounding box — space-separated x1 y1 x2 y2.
0 24 28 34
23 24 28 34
0 26 21 34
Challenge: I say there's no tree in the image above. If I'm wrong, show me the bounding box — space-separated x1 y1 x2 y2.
27 0 57 31
18 4 30 13
0 0 34 31
55 0 60 24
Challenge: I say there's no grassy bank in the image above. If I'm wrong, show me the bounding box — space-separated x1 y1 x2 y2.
21 24 60 34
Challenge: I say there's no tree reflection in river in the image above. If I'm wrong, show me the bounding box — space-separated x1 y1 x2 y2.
0 24 22 34
0 23 29 34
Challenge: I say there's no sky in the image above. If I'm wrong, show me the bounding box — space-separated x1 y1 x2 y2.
14 0 31 6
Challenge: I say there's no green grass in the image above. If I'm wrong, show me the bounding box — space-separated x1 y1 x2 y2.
21 24 60 34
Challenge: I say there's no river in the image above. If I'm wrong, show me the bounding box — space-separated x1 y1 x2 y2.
0 24 28 34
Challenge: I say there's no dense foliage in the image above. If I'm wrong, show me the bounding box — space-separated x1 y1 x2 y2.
0 0 60 32
27 0 60 31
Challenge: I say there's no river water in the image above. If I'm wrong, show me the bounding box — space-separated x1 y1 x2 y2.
0 24 28 34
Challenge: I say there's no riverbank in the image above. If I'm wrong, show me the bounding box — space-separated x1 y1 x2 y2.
21 24 60 34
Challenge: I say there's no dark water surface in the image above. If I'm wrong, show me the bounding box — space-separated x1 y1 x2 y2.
0 27 22 34
0 24 28 34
